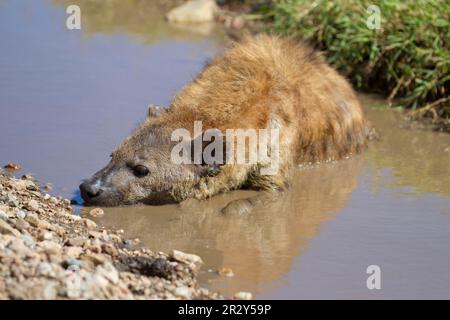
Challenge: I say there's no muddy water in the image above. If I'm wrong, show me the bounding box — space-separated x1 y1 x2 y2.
1 1 450 299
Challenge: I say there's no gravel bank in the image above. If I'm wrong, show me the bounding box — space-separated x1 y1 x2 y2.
0 168 221 299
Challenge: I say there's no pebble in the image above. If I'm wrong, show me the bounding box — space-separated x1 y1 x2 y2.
27 200 40 211
101 243 118 256
4 163 20 170
6 194 18 207
82 218 97 230
0 210 8 221
66 237 85 247
63 258 82 269
64 246 83 258
0 219 20 237
25 213 50 229
89 208 104 218
8 238 32 256
20 234 35 248
21 174 33 180
217 267 235 277
15 210 27 219
36 262 53 276
174 286 192 299
81 253 109 266
38 240 61 255
88 230 102 239
166 0 219 23
14 218 30 231
42 282 58 300
65 274 82 299
171 250 203 270
95 263 119 285
38 230 53 241
233 291 253 300
121 239 133 249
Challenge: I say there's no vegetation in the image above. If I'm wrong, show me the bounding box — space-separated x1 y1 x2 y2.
259 0 450 129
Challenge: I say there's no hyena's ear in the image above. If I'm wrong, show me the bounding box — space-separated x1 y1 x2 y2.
147 104 167 118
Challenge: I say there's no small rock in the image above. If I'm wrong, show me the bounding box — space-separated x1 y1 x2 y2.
65 274 82 298
88 230 102 239
82 218 97 230
60 212 81 221
42 282 58 300
67 264 80 272
233 291 253 300
81 253 109 266
0 210 8 221
15 210 27 219
174 286 192 299
121 239 133 249
101 243 118 256
14 218 30 231
95 263 119 284
21 174 33 180
38 230 53 241
36 262 53 276
26 182 38 191
89 208 104 218
217 267 235 277
63 258 82 269
6 193 18 207
0 219 20 236
20 234 35 248
4 163 20 170
166 0 219 23
171 250 203 269
27 199 40 211
38 240 61 255
64 246 83 258
65 237 85 247
25 213 50 229
8 238 33 257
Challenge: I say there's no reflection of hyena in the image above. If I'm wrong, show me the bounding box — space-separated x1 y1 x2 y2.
80 35 373 209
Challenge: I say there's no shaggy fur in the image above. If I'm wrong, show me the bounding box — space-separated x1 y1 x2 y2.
80 35 372 206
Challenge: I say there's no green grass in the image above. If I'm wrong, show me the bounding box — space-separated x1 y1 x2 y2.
259 0 450 129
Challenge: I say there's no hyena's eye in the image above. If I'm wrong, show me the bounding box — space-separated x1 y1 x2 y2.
132 165 149 178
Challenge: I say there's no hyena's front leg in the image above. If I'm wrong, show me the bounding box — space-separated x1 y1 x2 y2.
192 164 251 200
219 168 288 215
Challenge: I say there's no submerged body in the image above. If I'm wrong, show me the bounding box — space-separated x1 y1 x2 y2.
80 35 372 206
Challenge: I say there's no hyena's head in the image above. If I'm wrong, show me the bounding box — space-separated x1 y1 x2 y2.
79 112 216 207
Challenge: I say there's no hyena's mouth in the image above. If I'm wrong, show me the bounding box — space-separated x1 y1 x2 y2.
80 182 124 207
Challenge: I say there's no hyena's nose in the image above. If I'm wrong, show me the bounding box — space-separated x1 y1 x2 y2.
79 181 103 201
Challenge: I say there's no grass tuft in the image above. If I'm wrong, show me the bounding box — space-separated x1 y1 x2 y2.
260 0 450 129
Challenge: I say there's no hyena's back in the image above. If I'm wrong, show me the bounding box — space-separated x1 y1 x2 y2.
167 34 371 165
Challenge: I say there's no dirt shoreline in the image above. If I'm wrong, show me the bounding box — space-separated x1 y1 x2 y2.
0 168 224 300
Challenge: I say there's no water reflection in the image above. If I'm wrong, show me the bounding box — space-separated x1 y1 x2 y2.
51 0 225 42
93 157 363 296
